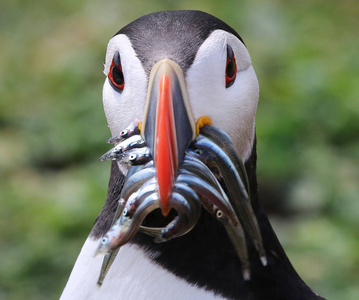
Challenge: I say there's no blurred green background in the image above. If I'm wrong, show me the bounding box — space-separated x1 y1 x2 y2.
1 0 358 299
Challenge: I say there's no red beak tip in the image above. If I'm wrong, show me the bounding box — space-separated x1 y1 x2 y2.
161 205 171 217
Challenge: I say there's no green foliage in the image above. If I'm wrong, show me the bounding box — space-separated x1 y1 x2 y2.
1 0 358 299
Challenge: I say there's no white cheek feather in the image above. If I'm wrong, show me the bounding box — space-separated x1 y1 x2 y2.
61 238 226 300
103 35 148 137
186 30 259 162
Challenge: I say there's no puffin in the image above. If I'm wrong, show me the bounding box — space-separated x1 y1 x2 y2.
61 10 324 300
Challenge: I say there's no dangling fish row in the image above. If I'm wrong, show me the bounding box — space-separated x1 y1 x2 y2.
96 120 267 285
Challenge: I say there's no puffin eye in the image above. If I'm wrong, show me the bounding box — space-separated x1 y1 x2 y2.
108 51 125 92
225 45 237 88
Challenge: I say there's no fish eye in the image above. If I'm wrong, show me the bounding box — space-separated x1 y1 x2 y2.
216 210 223 218
129 153 137 161
101 237 108 244
194 149 202 155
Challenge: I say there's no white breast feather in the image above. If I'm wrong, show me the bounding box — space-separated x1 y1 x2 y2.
61 238 226 300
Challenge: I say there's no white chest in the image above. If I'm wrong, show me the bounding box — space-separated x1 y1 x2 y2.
61 237 226 300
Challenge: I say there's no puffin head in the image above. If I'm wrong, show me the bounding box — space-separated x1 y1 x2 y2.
102 10 259 164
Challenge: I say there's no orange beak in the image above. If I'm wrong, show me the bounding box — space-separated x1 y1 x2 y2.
141 59 196 216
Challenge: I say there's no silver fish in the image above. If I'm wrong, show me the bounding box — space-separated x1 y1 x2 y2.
190 134 267 265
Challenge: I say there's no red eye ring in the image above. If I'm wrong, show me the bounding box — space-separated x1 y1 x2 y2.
108 51 125 92
225 45 237 88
